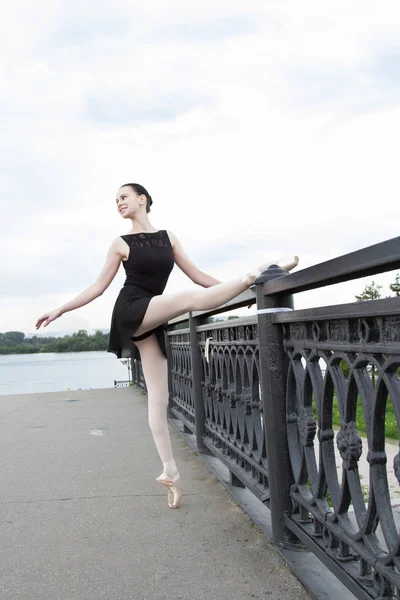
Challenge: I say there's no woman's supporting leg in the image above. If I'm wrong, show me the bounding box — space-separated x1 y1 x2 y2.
134 333 182 508
133 333 177 475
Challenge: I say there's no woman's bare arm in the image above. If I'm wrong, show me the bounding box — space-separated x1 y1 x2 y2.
35 237 126 329
167 230 222 287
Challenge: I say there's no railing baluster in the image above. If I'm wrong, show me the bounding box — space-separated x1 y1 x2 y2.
255 266 299 547
164 330 174 418
189 312 211 453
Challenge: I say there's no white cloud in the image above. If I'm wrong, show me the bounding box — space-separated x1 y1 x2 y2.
1 0 399 333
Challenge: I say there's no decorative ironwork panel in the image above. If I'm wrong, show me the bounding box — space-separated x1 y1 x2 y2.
169 329 195 429
131 359 146 392
198 320 269 502
283 310 400 598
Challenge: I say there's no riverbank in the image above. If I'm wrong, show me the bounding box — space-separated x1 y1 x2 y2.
0 351 128 395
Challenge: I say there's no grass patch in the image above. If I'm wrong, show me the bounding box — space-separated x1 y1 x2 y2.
311 392 398 441
307 480 368 509
331 394 398 441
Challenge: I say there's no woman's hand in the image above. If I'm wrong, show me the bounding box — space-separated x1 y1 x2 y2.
34 237 124 331
35 308 62 330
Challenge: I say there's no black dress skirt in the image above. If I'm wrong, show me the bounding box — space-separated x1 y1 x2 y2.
107 230 175 361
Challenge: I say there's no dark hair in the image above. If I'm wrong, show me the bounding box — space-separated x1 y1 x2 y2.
121 183 153 213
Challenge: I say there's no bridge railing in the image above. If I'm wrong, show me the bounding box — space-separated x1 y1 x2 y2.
132 235 400 600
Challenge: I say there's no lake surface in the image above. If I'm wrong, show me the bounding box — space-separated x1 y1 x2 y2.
0 352 130 396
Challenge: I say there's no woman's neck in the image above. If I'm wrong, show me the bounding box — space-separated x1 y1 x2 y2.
128 218 157 233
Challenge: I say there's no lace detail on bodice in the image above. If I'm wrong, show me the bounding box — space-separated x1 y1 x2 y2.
121 230 171 249
119 229 174 294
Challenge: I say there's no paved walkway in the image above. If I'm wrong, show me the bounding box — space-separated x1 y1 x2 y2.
0 386 311 600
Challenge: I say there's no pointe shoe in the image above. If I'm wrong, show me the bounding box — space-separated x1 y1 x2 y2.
243 255 299 287
156 473 182 509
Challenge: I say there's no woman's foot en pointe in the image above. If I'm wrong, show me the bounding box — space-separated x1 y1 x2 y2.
156 460 182 509
242 255 299 287
156 472 182 509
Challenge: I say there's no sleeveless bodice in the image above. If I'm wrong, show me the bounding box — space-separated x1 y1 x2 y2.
120 230 175 295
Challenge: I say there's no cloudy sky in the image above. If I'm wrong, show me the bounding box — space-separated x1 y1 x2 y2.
1 0 399 336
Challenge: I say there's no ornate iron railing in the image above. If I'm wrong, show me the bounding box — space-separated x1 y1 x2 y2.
131 236 400 600
276 297 400 599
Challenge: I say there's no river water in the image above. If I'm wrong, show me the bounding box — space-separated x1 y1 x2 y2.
0 352 130 396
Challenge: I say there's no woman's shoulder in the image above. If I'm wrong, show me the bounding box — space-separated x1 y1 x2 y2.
165 229 175 248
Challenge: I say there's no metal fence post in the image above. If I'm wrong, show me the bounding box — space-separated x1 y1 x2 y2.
189 312 211 454
130 350 137 387
135 360 139 387
164 330 174 418
255 265 300 548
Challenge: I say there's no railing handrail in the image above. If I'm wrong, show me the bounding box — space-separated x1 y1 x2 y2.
272 294 400 323
168 236 400 327
166 313 257 336
263 235 400 296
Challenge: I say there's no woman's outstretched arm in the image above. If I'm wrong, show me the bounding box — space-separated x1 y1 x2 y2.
167 230 222 287
35 237 125 330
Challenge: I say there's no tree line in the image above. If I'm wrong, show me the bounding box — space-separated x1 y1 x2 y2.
355 272 400 301
340 271 400 385
0 330 109 355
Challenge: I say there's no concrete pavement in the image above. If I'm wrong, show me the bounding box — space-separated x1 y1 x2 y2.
0 386 312 600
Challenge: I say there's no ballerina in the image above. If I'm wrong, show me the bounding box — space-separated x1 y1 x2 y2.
35 182 299 509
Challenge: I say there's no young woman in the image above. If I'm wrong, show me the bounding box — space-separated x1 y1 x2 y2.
35 183 299 509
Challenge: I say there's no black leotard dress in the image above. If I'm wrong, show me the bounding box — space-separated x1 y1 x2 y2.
107 230 175 361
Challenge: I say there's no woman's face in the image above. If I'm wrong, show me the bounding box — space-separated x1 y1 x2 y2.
116 186 143 218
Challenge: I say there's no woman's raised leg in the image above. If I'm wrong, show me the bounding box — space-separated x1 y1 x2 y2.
133 277 246 338
133 254 298 339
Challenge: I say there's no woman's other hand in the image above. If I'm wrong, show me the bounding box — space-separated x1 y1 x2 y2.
35 308 62 330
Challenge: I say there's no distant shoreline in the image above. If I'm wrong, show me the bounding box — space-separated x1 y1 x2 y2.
0 349 112 357
0 330 110 356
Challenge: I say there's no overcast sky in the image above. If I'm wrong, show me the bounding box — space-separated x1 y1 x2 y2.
1 0 399 336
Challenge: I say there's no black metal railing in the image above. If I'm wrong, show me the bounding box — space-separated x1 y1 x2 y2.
131 235 400 600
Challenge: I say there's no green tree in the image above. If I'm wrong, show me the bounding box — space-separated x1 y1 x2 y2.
205 316 224 323
390 273 400 297
355 281 382 387
355 281 382 302
2 331 25 344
